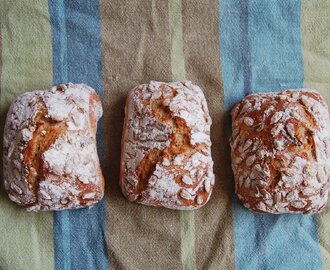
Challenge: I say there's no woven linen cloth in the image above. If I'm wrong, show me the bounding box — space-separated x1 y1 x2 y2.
0 0 329 269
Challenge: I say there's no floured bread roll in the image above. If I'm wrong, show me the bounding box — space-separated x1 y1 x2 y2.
3 83 104 211
231 89 330 214
120 81 214 210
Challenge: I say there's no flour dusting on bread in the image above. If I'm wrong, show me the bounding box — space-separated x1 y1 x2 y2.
121 81 214 210
3 83 104 211
231 89 330 214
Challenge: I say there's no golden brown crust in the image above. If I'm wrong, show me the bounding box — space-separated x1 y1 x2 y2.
120 81 214 210
230 89 330 214
3 83 104 211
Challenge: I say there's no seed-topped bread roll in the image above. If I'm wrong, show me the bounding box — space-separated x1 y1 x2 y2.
120 81 214 210
231 89 330 214
3 83 104 211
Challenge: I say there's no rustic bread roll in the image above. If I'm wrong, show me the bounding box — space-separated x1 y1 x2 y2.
231 89 330 214
3 83 104 211
120 81 214 210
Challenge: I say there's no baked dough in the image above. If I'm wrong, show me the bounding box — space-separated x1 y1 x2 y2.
231 89 330 214
3 83 104 211
120 81 215 210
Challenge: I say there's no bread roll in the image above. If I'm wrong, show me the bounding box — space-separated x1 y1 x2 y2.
230 89 330 214
120 81 214 210
3 83 104 211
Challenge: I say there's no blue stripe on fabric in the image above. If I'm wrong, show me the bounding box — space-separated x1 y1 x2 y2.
54 211 71 270
49 1 108 269
219 1 322 270
50 0 68 84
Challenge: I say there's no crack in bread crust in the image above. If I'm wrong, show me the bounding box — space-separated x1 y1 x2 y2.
23 105 68 204
135 96 207 203
135 96 190 195
136 149 162 195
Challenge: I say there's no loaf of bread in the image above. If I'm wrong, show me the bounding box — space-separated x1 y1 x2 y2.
231 89 330 214
120 81 214 210
3 83 104 211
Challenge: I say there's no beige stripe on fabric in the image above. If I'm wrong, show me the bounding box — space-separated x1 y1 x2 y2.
100 1 181 269
182 1 236 269
0 1 54 270
168 0 196 270
301 1 330 269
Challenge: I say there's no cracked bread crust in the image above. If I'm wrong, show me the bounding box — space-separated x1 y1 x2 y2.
230 89 330 214
120 81 215 210
3 83 104 211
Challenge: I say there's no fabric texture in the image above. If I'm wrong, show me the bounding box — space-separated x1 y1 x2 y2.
0 0 329 269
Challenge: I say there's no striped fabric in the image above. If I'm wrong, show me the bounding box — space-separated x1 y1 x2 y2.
48 1 108 270
0 1 329 270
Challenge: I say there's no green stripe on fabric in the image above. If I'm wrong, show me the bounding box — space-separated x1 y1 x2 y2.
301 0 330 102
180 212 196 270
301 1 330 269
169 0 186 81
169 1 196 270
0 1 54 270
